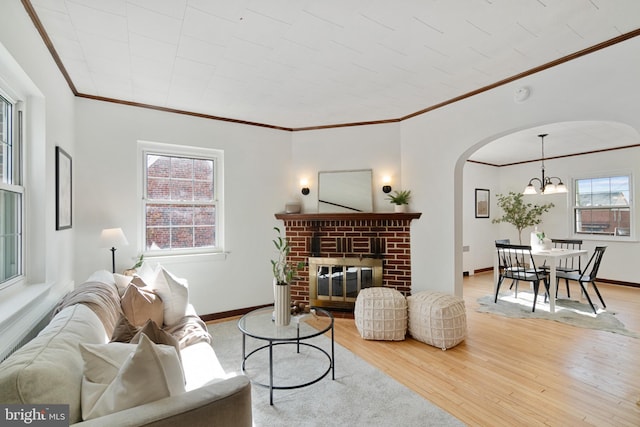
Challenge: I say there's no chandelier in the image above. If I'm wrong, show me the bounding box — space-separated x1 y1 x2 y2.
523 133 567 195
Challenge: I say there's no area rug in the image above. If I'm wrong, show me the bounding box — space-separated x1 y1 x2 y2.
208 320 464 427
477 293 639 338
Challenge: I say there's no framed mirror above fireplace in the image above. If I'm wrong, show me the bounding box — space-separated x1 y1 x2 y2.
317 169 373 213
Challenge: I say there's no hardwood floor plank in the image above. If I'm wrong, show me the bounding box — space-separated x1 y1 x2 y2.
332 273 640 426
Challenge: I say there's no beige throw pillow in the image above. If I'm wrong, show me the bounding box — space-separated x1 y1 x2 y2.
131 319 181 360
110 314 139 343
79 334 185 420
120 283 164 327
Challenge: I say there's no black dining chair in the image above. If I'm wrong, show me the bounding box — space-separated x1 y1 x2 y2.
541 238 583 298
495 243 550 312
555 246 607 314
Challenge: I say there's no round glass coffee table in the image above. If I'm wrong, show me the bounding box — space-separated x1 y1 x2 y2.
237 306 334 405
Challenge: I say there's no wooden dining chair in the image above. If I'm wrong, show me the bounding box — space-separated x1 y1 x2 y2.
555 246 607 314
495 243 550 312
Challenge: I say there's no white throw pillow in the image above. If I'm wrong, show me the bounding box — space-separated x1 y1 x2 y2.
87 269 115 285
149 265 189 327
113 273 133 296
79 334 185 420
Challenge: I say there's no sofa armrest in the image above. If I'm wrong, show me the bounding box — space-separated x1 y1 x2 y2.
71 375 251 427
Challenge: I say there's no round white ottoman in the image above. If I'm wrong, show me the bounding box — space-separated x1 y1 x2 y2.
407 291 467 350
354 287 407 341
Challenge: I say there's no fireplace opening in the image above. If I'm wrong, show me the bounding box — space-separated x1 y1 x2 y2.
308 257 383 310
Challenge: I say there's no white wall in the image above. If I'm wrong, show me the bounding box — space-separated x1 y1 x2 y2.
0 0 76 352
493 147 640 283
74 99 293 315
402 35 640 296
462 162 500 274
291 123 402 213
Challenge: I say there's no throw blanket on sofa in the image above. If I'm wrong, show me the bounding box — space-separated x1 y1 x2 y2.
54 281 122 338
165 313 212 349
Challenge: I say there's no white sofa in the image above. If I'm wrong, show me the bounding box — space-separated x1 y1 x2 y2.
0 270 252 426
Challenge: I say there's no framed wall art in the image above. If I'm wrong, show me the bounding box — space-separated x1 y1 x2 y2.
475 188 490 218
56 146 72 230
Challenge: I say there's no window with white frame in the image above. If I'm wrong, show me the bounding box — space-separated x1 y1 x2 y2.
573 175 632 237
0 92 23 288
142 143 222 254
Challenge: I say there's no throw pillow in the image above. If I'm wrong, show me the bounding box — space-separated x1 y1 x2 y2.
110 314 139 343
113 273 133 296
79 334 185 421
149 265 189 327
120 283 164 327
131 319 181 361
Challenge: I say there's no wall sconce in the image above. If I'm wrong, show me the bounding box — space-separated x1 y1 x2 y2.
382 176 392 194
300 178 310 196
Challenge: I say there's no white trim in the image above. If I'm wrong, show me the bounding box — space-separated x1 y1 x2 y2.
137 140 225 256
570 171 635 242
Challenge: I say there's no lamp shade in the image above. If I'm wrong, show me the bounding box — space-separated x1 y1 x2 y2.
523 185 537 195
100 228 129 248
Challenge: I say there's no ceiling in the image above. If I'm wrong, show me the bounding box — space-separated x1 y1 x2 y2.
26 0 640 161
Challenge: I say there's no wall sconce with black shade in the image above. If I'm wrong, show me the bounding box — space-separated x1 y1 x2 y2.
100 227 129 273
300 178 310 195
382 176 392 193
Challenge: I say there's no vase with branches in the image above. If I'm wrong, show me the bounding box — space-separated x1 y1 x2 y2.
492 192 554 244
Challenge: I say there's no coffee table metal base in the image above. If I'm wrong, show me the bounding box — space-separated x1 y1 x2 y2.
241 339 334 405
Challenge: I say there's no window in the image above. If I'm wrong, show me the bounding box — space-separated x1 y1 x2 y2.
142 143 222 255
0 93 23 288
573 175 631 237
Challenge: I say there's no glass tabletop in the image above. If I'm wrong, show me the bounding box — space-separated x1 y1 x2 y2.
238 306 333 341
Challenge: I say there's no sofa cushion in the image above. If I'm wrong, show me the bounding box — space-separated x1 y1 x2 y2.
80 334 185 421
120 283 164 327
0 304 108 424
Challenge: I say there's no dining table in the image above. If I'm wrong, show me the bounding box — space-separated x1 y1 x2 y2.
493 247 588 313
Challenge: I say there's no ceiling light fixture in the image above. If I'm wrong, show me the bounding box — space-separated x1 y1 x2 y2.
523 133 567 195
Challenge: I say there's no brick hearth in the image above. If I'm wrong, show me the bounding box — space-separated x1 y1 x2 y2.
275 212 421 310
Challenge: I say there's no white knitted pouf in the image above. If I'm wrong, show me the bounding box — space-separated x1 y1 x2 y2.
354 287 407 341
407 291 467 350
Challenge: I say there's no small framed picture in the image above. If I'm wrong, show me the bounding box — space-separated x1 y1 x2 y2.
56 146 72 230
475 189 489 218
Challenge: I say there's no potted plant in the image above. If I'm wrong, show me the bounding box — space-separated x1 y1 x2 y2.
492 192 554 244
387 190 411 212
271 227 304 325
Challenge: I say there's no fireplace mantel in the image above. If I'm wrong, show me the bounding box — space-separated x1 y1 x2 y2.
274 212 421 221
274 211 421 310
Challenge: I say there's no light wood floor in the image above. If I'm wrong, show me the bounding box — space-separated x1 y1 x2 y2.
333 273 640 427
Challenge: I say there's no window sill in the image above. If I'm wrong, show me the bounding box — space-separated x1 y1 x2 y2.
0 281 52 326
142 251 228 265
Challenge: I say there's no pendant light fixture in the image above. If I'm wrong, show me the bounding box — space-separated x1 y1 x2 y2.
523 133 567 195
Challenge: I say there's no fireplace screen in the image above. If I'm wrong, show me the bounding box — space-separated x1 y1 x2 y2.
309 257 383 310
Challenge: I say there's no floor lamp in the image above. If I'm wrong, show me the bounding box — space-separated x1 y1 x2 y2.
100 228 129 273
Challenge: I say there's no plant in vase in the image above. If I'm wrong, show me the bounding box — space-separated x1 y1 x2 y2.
387 190 411 212
271 227 305 325
492 192 554 244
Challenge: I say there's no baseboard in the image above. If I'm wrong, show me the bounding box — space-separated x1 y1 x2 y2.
473 267 640 288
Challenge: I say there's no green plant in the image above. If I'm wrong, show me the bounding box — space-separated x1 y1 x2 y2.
492 192 554 244
130 254 144 270
271 227 305 285
386 190 411 205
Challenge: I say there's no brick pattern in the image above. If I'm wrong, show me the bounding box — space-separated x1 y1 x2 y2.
280 218 415 307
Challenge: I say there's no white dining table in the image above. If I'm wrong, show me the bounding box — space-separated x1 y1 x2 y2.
493 248 588 313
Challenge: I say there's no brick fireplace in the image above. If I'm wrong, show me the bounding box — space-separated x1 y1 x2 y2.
275 212 421 311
